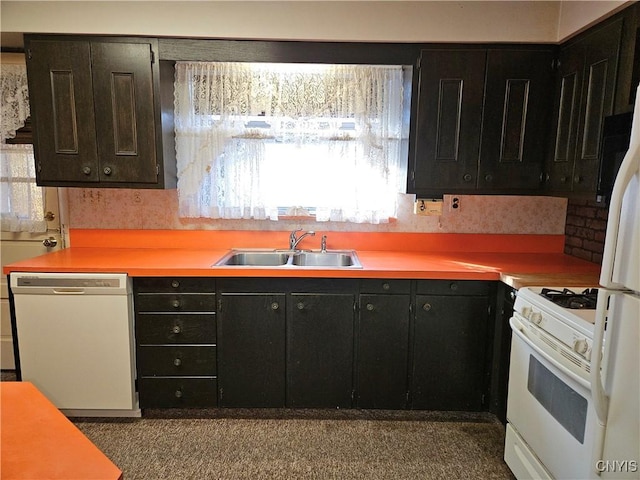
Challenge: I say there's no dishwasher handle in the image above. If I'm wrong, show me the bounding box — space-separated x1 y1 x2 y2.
52 289 86 295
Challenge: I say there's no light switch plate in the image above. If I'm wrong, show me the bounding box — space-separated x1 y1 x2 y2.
414 199 443 216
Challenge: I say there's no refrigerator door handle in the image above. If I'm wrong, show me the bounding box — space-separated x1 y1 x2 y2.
590 289 611 475
600 92 640 289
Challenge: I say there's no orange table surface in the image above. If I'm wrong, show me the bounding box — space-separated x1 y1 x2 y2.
1 382 123 480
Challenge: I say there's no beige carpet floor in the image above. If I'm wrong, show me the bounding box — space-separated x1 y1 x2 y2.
73 409 515 480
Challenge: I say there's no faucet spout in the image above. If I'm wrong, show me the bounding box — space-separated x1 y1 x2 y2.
289 229 315 250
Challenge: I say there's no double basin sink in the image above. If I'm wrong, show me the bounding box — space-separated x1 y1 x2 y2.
214 249 362 268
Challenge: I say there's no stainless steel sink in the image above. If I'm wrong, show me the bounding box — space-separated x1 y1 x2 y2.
213 249 362 268
215 251 290 266
291 252 356 267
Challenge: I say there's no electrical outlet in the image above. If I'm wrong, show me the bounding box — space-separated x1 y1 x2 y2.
414 199 443 216
449 196 461 212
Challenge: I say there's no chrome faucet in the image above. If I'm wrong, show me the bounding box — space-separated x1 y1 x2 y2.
289 229 315 250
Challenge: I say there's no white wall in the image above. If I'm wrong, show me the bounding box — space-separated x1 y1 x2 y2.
2 1 563 44
557 0 631 41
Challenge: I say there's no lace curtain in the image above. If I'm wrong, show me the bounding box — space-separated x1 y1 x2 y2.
1 64 30 141
1 62 46 232
174 62 407 223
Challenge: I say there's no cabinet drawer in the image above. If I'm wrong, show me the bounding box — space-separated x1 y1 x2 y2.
138 346 216 376
136 314 216 344
360 279 411 294
135 293 216 312
139 377 217 408
134 277 215 293
416 280 491 296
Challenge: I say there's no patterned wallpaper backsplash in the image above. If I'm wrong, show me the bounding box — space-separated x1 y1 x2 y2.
66 188 568 235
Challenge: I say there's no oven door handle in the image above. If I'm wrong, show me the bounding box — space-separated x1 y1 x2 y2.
509 316 591 390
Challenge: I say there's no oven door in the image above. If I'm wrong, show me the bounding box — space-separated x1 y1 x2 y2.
506 315 598 480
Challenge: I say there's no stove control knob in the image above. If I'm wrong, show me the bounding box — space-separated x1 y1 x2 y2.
573 338 589 355
521 306 532 318
530 312 542 325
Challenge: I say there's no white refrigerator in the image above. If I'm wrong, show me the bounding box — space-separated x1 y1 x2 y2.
591 88 640 479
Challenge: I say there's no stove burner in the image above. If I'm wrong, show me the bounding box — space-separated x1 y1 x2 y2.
540 288 598 309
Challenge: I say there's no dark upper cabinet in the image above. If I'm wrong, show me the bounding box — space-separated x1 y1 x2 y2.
412 50 486 194
479 49 555 191
25 35 174 188
410 48 554 196
546 19 623 195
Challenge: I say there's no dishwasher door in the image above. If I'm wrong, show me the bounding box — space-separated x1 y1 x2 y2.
10 272 139 417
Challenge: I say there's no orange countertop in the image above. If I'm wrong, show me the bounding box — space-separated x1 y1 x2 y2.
3 230 601 285
1 382 123 480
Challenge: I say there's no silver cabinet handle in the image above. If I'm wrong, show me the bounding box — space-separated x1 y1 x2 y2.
175 390 183 398
297 302 305 310
173 358 182 367
82 166 91 175
172 325 181 334
103 166 112 176
271 302 279 310
423 303 432 311
172 300 181 308
366 303 375 311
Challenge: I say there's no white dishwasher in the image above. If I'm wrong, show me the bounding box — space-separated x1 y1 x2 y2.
10 272 140 417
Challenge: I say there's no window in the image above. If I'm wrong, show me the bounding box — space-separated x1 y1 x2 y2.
1 61 45 233
174 62 410 224
1 144 46 232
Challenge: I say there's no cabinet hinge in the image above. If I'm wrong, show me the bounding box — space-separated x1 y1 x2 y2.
37 161 42 173
481 393 486 406
27 48 33 61
488 305 492 317
156 164 160 177
150 49 155 64
217 299 222 312
552 58 560 70
353 301 358 313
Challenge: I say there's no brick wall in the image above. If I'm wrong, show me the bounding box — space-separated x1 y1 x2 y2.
564 199 609 264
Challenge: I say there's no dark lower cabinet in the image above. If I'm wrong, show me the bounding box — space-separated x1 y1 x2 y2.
357 293 410 409
287 293 355 408
133 277 499 413
134 277 217 408
217 293 286 407
411 281 492 411
490 283 516 423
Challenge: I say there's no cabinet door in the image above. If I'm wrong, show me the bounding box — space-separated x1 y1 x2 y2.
412 295 489 411
479 49 554 191
357 294 410 409
548 19 623 194
91 41 159 184
287 293 355 408
26 39 99 184
572 19 622 194
218 293 286 407
548 41 584 192
412 50 486 194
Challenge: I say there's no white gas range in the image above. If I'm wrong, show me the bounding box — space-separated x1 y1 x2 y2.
505 285 603 480
513 286 598 370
